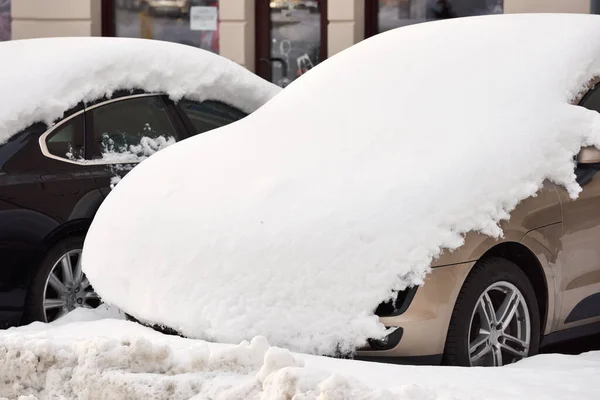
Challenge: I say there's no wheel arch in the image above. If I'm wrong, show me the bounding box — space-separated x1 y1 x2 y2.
477 241 549 334
42 219 90 249
17 219 92 292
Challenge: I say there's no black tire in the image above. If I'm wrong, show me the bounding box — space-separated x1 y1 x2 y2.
443 257 541 366
23 235 86 323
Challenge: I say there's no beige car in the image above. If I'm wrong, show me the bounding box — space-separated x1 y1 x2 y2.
356 81 600 367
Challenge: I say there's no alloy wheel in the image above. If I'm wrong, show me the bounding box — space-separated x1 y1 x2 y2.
42 249 100 322
468 281 531 366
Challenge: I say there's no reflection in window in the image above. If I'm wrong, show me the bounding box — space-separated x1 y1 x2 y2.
91 96 180 162
378 0 503 33
46 115 85 161
270 0 323 87
0 0 10 41
114 0 219 53
178 99 247 134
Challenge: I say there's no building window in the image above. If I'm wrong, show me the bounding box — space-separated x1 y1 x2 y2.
367 0 503 37
112 0 219 53
0 0 10 41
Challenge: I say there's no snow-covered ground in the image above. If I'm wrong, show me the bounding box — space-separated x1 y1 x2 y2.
1 310 598 399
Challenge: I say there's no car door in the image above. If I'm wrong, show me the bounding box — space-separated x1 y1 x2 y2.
556 82 600 331
83 94 189 196
17 108 102 222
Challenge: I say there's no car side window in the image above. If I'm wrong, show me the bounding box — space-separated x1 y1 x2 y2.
580 84 600 112
177 99 247 135
90 96 181 161
45 114 85 161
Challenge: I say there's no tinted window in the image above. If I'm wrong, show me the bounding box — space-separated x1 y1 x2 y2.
178 100 247 135
46 114 85 161
91 96 180 161
581 85 600 112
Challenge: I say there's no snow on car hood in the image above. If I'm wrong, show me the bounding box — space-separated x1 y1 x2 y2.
83 14 600 355
0 37 280 145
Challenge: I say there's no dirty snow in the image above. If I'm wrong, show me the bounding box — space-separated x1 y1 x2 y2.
0 37 280 145
83 14 600 355
1 312 599 399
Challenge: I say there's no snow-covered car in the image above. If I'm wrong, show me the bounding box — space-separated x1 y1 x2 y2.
83 14 600 367
0 37 280 328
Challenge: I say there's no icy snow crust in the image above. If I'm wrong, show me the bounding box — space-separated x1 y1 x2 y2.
0 37 280 145
2 313 600 399
83 14 600 354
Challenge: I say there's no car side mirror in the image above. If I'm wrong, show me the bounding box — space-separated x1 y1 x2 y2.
577 146 600 165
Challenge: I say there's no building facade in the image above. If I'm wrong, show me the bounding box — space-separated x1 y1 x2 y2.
1 0 595 86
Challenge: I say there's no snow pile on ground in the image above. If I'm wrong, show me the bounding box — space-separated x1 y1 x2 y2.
0 37 280 145
83 14 600 355
0 316 385 400
1 313 599 399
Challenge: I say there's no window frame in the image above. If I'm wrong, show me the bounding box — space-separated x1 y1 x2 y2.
39 93 188 166
38 109 87 165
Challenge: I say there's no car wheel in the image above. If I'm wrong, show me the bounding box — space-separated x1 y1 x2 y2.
23 235 101 323
443 257 540 367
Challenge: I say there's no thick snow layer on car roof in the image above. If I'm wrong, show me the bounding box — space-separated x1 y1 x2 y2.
0 37 280 145
83 14 600 355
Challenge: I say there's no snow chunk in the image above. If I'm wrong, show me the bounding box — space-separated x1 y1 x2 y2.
97 133 177 164
110 175 121 189
83 14 600 355
0 37 280 145
258 346 304 382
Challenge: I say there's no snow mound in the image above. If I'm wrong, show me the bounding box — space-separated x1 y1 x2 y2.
83 14 600 355
0 318 396 400
1 317 599 399
0 37 280 145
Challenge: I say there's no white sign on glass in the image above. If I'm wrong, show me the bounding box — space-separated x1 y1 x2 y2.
190 6 218 31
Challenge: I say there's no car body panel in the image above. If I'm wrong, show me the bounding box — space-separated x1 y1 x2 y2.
556 176 600 331
431 182 562 267
358 179 600 359
358 261 474 358
519 223 562 334
0 92 262 326
0 130 100 324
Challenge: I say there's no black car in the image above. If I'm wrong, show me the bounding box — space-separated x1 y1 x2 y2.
0 91 251 328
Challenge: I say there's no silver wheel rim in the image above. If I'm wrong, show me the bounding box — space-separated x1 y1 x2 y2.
42 249 100 322
468 281 531 367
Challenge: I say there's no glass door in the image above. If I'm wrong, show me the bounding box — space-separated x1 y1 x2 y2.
112 0 220 53
366 0 503 37
256 0 327 87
